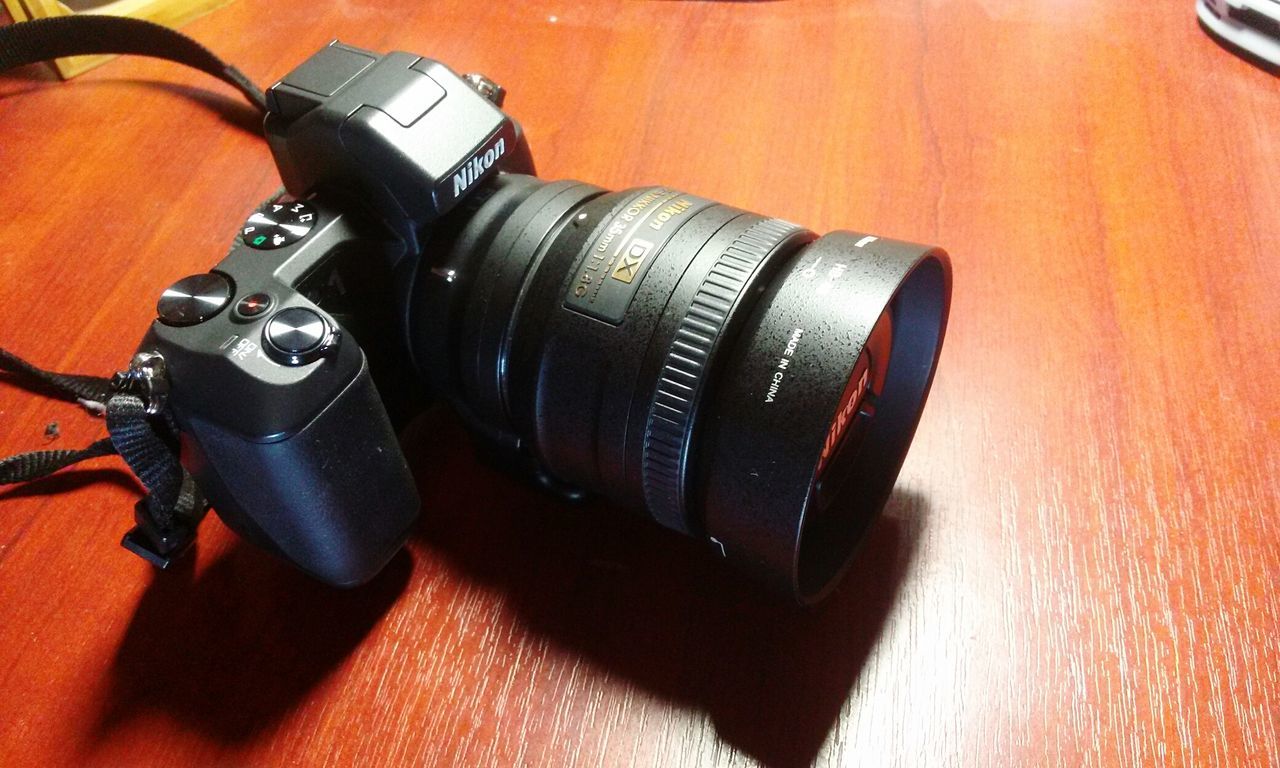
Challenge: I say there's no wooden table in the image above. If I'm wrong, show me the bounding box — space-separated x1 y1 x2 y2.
2 2 1277 765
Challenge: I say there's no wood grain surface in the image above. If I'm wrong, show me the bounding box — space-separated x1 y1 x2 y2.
2 2 1278 766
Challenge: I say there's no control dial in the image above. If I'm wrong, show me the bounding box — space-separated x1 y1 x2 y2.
241 200 317 250
263 307 339 366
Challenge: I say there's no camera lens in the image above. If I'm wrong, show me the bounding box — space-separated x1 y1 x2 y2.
410 175 950 602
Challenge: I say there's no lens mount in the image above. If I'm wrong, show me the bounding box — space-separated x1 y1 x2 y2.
699 233 951 603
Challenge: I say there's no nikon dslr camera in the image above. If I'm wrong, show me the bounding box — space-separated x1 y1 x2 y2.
137 42 951 603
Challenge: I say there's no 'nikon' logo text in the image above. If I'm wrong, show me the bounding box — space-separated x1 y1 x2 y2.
452 137 506 197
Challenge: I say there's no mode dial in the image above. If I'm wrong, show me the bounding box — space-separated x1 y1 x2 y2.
241 200 317 250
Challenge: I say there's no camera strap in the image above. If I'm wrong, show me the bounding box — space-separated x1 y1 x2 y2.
0 15 265 567
0 347 210 567
0 14 266 111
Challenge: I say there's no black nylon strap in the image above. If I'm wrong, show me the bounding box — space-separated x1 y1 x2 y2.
0 17 238 565
0 347 113 414
0 437 116 485
106 393 185 528
0 15 266 113
0 347 208 564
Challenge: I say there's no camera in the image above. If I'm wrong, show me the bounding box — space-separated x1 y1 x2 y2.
136 41 951 603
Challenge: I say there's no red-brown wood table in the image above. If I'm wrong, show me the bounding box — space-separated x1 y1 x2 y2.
2 2 1278 766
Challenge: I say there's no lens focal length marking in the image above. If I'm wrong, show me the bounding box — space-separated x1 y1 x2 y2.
563 188 711 324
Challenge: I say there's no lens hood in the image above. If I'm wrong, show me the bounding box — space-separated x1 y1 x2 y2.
699 233 951 603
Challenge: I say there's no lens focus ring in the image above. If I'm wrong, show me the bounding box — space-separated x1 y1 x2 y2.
641 217 801 533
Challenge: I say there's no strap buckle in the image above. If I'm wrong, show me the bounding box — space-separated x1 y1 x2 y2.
121 496 199 569
108 351 209 568
0 347 206 572
110 352 169 415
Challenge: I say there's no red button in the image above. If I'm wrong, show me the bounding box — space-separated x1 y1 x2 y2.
236 293 273 317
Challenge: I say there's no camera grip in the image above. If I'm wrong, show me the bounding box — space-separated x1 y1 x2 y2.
180 359 419 586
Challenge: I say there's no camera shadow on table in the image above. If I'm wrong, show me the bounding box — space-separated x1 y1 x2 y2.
85 404 921 767
404 407 925 768
88 542 414 746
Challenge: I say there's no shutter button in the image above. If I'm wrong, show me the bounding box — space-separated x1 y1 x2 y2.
157 273 232 326
263 307 338 366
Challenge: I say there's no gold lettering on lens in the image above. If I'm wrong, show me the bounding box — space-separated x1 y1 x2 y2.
613 254 643 282
594 190 667 254
611 239 653 283
573 189 669 300
647 198 693 231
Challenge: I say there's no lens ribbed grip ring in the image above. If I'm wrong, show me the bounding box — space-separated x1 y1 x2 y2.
641 217 801 533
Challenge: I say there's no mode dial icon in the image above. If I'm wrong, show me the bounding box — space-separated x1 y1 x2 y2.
263 307 338 366
242 200 317 250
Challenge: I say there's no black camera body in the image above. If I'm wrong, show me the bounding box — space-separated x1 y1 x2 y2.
137 41 952 601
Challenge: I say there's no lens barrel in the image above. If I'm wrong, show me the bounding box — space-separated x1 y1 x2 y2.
410 175 950 602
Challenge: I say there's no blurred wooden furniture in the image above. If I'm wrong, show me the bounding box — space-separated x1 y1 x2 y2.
0 0 232 78
1 2 1277 765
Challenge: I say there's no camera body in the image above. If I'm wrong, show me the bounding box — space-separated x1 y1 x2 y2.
136 41 952 600
138 42 528 584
